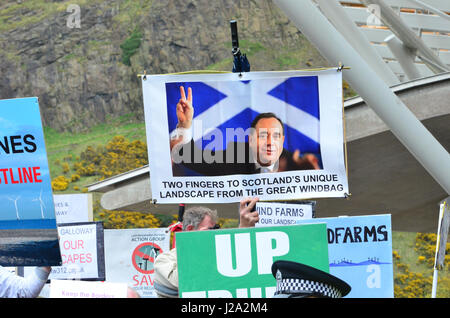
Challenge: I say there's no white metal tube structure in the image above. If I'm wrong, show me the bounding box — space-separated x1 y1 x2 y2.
316 0 399 86
432 267 438 297
407 0 450 23
431 205 440 298
385 34 422 80
274 0 450 195
360 0 450 73
431 199 447 298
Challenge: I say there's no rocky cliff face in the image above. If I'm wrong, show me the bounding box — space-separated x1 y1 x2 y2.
0 0 327 132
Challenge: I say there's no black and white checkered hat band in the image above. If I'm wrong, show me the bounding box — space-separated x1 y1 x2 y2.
275 278 342 298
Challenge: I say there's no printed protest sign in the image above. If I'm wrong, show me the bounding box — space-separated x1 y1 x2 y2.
176 223 329 298
53 193 93 224
49 279 128 298
294 214 394 298
0 97 61 266
254 201 314 227
104 228 170 298
435 198 449 269
142 69 347 204
49 222 105 280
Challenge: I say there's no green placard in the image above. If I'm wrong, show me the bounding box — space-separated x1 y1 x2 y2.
176 223 328 298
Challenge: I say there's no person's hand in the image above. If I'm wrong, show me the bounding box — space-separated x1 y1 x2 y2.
41 266 51 273
239 197 260 228
176 86 193 129
292 149 320 170
170 135 183 152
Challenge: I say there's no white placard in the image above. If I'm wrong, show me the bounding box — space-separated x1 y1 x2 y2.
254 201 314 227
53 193 93 224
51 223 99 279
104 228 170 298
49 279 128 298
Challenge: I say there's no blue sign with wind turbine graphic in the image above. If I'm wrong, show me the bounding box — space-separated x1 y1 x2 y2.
296 214 394 298
0 97 61 266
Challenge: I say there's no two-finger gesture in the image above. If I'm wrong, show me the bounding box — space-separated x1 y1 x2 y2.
176 86 194 129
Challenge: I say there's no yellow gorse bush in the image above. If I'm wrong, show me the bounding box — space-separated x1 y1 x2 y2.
415 233 450 269
393 258 433 298
394 232 449 298
52 135 148 191
62 162 70 173
97 210 162 229
51 175 70 191
74 136 148 180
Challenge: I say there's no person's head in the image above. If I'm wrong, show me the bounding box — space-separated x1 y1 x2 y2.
182 206 218 231
271 260 351 298
249 112 285 167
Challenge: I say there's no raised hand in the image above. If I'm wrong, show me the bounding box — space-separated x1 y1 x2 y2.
239 197 260 228
176 86 194 129
292 149 320 170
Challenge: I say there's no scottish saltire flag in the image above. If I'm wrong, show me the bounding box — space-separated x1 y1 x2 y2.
142 69 348 204
165 76 321 161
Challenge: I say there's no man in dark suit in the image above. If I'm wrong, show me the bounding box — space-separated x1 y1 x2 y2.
170 86 319 177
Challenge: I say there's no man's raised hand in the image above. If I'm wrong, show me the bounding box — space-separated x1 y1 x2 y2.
239 197 260 228
176 86 194 129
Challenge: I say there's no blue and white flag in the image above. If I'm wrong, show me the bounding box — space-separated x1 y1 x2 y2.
142 69 348 203
165 76 321 158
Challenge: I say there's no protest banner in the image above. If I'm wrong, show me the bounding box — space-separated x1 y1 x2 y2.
0 97 61 266
53 193 93 224
254 201 314 227
293 214 394 298
142 69 348 204
49 279 128 298
48 222 105 280
432 198 449 297
434 198 449 270
176 223 331 298
104 228 170 298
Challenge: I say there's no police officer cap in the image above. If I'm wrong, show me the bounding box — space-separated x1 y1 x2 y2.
271 260 351 298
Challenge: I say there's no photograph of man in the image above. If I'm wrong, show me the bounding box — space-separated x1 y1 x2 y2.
169 86 321 177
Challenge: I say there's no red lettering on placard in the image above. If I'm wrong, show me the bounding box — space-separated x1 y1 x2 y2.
61 253 92 264
132 274 155 287
0 167 43 184
63 240 84 250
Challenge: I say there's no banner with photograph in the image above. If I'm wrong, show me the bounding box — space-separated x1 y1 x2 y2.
0 97 61 266
104 228 170 298
142 69 347 204
53 193 93 224
176 223 329 298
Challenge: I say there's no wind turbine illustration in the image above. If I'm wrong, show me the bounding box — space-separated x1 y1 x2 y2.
32 189 46 219
8 196 21 220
